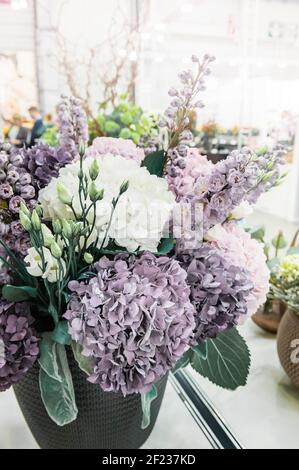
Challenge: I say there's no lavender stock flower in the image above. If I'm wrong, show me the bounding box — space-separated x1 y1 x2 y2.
58 96 89 159
161 54 215 167
64 252 195 395
0 142 37 256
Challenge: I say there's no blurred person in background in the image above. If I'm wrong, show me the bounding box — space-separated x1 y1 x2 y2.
28 106 45 146
44 112 55 129
8 114 30 148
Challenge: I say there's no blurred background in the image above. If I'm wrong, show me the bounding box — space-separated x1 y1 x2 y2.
0 0 299 449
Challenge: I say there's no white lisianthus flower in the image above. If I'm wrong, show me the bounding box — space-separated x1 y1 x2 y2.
205 223 227 242
24 247 66 283
38 154 175 252
230 201 253 220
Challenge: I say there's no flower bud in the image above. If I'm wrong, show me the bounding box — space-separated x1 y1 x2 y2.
89 182 104 203
50 241 62 259
35 205 43 217
57 183 72 205
119 180 129 195
41 224 55 247
53 219 62 235
62 220 73 238
89 159 100 181
84 252 94 265
20 211 32 231
79 142 85 157
71 221 82 237
20 202 30 217
31 209 41 231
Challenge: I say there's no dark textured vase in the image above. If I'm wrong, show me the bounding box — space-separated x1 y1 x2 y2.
277 308 299 388
13 353 168 449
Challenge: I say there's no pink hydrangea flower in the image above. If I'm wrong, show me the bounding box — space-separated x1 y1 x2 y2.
208 222 270 319
85 137 145 164
167 148 213 200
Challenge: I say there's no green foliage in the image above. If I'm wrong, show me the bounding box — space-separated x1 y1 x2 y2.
272 231 288 252
142 149 167 177
141 384 158 429
89 94 159 145
39 338 78 426
172 329 250 390
247 225 265 243
71 342 93 376
40 126 59 147
2 285 38 302
190 328 251 390
51 321 72 346
156 237 175 255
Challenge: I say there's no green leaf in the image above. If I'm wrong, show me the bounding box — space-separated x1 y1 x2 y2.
52 321 72 346
190 328 251 390
141 384 158 429
192 341 208 360
248 225 265 242
271 231 287 251
142 150 167 177
172 349 192 374
267 256 280 270
48 304 59 324
39 334 62 382
39 344 78 426
157 237 175 255
71 341 93 375
2 285 38 302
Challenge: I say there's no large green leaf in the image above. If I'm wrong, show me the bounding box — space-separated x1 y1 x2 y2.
52 321 72 346
190 328 251 390
2 285 38 302
142 150 167 177
71 342 93 376
141 385 158 429
39 343 78 426
192 341 208 360
39 334 61 382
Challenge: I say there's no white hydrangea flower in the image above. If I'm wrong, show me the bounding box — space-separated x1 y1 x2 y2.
38 154 175 252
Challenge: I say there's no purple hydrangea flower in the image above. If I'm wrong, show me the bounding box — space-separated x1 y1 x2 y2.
64 252 195 395
0 301 39 391
19 143 73 189
177 244 253 342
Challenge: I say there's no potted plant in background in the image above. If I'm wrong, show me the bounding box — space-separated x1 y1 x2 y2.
249 227 299 333
0 54 286 449
271 255 299 388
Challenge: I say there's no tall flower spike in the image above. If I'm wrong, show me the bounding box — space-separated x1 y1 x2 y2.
160 54 215 166
57 96 89 160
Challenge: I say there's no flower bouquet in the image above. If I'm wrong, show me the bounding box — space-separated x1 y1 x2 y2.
0 54 286 449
